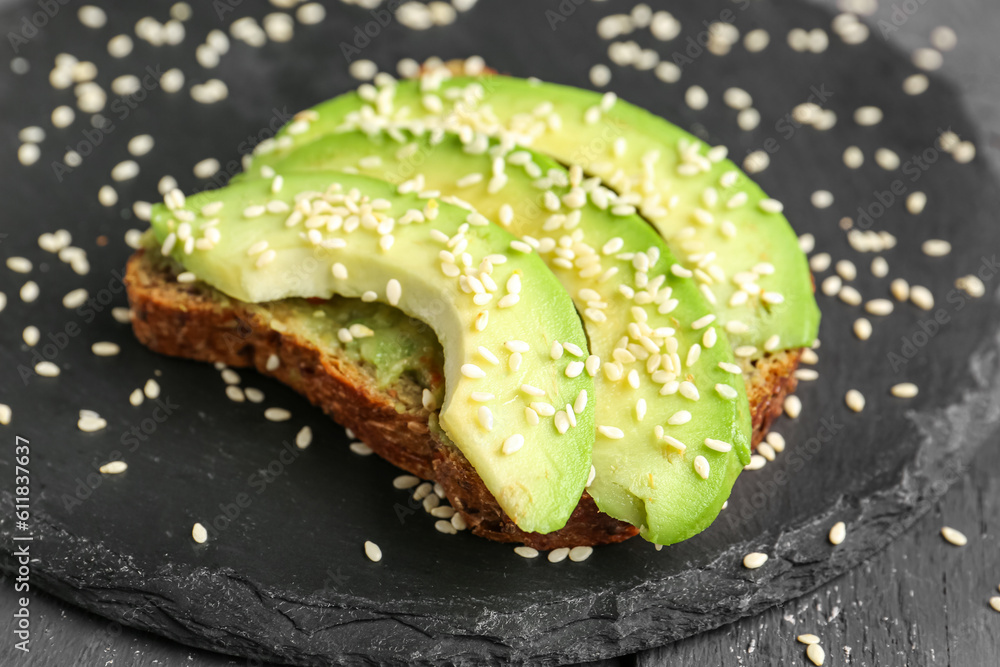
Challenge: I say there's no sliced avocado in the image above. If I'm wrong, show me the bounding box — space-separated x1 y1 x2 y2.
251 74 820 357
254 129 752 545
148 172 595 535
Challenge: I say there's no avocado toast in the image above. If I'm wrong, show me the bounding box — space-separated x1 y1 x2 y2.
125 64 819 550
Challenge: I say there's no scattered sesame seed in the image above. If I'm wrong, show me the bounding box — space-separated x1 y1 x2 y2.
906 191 927 214
98 185 118 207
854 318 872 340
435 519 457 534
810 190 834 209
797 633 820 645
854 106 883 126
845 389 865 412
955 275 986 298
909 285 935 310
784 395 802 418
364 540 382 561
78 5 107 28
569 546 593 562
743 552 768 569
18 143 40 166
989 597 1000 613
843 145 864 169
91 341 120 357
514 546 539 558
913 47 943 71
99 460 128 474
921 239 951 257
902 73 929 95
806 643 825 666
693 456 710 480
35 361 60 377
264 407 291 422
349 442 373 455
192 523 208 544
829 521 846 545
502 434 524 455
685 85 709 110
598 425 625 439
548 547 570 563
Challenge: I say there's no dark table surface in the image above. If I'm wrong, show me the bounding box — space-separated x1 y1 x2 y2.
3 0 1000 665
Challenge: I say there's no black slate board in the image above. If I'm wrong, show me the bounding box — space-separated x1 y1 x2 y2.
1 0 999 665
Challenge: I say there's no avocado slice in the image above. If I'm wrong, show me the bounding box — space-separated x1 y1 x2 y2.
250 74 820 357
252 129 753 545
148 171 595 535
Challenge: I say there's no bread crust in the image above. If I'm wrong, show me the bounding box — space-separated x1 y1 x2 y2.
125 249 800 549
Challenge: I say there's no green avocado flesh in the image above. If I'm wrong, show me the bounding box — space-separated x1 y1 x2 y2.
143 234 444 393
247 129 752 546
250 74 820 357
148 171 596 535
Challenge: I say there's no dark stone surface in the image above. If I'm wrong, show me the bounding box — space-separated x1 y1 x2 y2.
0 0 998 665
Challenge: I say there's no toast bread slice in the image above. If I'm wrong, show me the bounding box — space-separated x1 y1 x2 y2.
125 248 801 549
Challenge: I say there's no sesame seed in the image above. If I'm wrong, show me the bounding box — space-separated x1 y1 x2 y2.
393 475 421 490
745 455 767 470
548 547 570 563
843 146 864 169
854 106 883 126
922 239 951 257
692 314 715 330
295 426 313 449
705 438 732 453
811 190 834 209
956 275 986 298
806 643 825 666
91 341 120 356
386 278 402 306
910 285 935 310
349 442 373 455
784 395 802 418
716 383 738 399
98 185 118 207
461 363 485 379
906 191 927 214
668 410 692 425
569 546 593 562
718 362 742 375
502 434 524 455
63 288 89 309
829 521 846 545
35 361 60 377
839 285 862 306
797 634 820 645
758 198 783 213
192 523 208 544
435 519 457 534
757 442 776 461
764 431 785 452
364 540 382 561
845 389 865 412
265 354 280 372
598 425 625 439
97 459 128 475
514 546 539 558
743 552 768 569
685 85 708 110
225 386 245 402
78 413 108 432
854 318 872 340
913 47 943 71
264 407 291 422
891 278 910 302
871 256 889 277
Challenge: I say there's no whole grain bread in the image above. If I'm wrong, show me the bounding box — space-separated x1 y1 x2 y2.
125 248 801 549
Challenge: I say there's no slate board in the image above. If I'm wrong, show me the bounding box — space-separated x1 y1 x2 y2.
1 0 999 665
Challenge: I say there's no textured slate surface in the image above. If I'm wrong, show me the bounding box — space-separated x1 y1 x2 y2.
1 0 999 665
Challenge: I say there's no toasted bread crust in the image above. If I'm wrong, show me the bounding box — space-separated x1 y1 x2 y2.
125 249 800 548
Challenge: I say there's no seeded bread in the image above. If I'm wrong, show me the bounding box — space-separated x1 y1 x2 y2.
125 248 801 549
